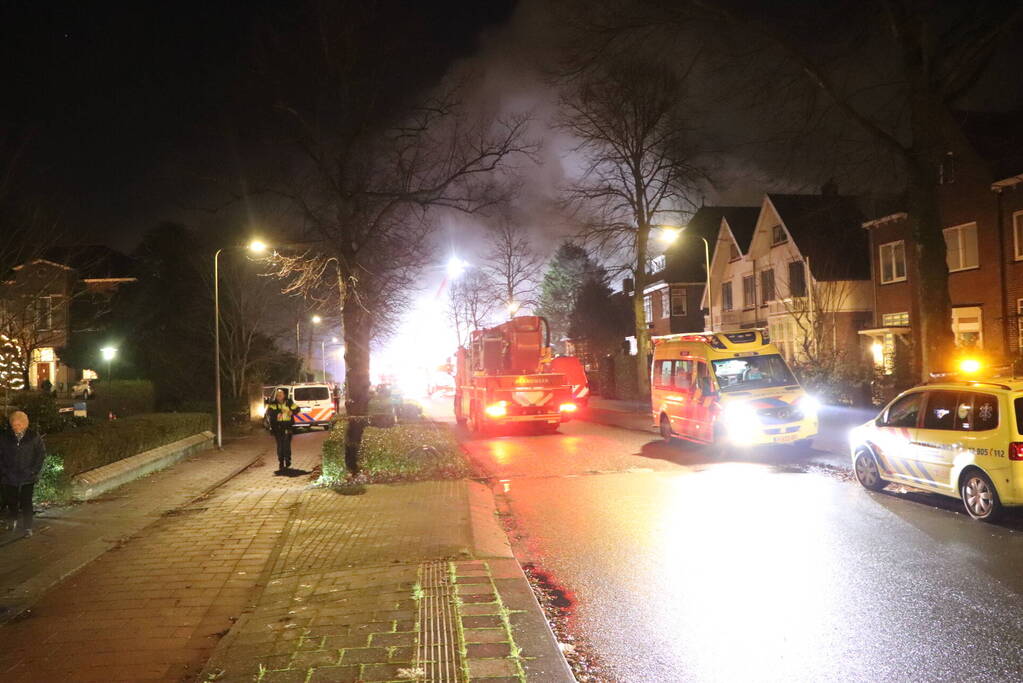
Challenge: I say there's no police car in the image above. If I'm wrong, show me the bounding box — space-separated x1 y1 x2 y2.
849 365 1023 521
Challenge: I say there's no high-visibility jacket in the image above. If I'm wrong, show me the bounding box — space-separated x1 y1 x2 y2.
266 399 301 427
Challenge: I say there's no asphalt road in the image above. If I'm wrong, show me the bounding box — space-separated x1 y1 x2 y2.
424 398 1023 682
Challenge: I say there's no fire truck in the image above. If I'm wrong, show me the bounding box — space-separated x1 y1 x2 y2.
454 316 578 434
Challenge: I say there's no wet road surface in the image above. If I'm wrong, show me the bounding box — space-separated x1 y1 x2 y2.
426 400 1023 682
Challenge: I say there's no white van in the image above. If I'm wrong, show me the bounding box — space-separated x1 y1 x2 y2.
267 382 336 430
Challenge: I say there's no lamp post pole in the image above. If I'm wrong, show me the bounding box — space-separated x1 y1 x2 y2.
213 248 224 449
698 235 713 330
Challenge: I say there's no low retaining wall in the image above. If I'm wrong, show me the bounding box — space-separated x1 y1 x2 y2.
70 430 215 501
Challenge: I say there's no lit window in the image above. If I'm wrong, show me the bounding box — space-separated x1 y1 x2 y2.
882 312 909 327
951 306 982 348
944 223 979 272
879 241 907 284
660 288 670 319
643 294 653 322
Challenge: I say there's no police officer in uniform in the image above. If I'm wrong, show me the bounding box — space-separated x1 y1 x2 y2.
265 388 301 473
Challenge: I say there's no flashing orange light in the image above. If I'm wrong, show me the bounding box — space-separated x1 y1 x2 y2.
484 401 508 418
958 358 982 374
559 402 578 413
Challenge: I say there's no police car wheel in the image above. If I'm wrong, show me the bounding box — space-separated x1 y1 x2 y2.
853 450 886 492
659 415 674 443
960 471 1003 522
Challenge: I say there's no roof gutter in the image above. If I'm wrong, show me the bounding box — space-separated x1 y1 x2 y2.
991 174 1023 191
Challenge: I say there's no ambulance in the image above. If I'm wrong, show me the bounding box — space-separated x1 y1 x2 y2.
651 330 819 447
849 364 1023 521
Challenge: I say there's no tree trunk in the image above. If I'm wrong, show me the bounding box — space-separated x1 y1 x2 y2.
342 287 371 475
633 225 651 398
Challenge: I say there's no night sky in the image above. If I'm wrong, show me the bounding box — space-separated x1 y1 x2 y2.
1 0 517 247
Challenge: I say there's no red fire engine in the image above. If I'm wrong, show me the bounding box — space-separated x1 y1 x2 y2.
454 316 578 434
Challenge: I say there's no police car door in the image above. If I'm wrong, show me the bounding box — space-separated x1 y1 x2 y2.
908 390 963 492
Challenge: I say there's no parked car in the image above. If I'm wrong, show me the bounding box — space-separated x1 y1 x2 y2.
72 378 94 399
850 369 1023 522
264 382 336 431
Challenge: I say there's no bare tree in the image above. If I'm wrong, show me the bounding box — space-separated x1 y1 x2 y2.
559 57 704 396
447 269 499 346
257 6 535 474
482 218 544 316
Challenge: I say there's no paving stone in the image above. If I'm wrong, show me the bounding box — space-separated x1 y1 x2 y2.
467 657 520 678
462 615 504 629
467 642 513 658
369 631 416 647
361 662 407 681
460 602 502 616
339 646 390 664
307 665 363 682
463 628 511 644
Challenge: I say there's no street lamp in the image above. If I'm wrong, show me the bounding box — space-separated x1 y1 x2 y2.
101 345 117 383
214 239 268 449
446 255 468 280
507 300 520 317
653 225 713 330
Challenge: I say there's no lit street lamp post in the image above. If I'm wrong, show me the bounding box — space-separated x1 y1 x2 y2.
656 226 713 330
214 240 267 449
101 345 117 383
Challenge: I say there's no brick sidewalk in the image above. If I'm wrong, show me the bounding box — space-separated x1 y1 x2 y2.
0 431 271 622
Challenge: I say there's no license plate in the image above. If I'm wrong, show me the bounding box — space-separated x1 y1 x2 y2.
774 433 799 443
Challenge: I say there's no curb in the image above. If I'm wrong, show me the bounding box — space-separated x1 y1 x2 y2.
464 480 576 682
0 441 267 626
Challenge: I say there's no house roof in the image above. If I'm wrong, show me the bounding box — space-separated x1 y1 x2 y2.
651 206 759 284
43 246 136 280
767 193 869 281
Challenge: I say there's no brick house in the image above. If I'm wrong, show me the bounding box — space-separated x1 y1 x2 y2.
708 190 873 363
644 206 759 336
0 246 135 392
861 112 1023 378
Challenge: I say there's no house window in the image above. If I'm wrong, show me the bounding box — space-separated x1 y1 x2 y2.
671 288 687 316
882 312 909 327
721 281 733 311
760 269 775 305
879 240 907 284
649 255 666 273
1013 211 1023 261
643 294 653 322
742 275 755 310
944 222 979 272
952 306 982 349
771 225 787 245
660 288 670 319
788 261 806 297
36 296 54 331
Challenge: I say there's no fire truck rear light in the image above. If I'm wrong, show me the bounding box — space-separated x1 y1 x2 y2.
559 402 578 413
1010 443 1023 461
484 401 508 418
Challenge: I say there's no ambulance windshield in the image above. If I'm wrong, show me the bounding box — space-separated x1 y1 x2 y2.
711 354 797 392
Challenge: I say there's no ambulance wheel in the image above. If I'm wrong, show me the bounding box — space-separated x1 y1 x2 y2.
960 469 1003 522
853 449 886 492
659 415 674 444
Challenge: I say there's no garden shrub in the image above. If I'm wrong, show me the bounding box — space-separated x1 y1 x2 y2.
321 419 468 483
88 380 155 418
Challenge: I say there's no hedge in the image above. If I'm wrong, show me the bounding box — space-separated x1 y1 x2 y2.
45 412 212 480
87 380 155 418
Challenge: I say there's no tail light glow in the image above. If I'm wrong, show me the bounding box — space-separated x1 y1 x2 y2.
1009 443 1023 461
484 401 508 418
559 402 578 413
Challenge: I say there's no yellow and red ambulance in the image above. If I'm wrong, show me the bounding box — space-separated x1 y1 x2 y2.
651 330 819 447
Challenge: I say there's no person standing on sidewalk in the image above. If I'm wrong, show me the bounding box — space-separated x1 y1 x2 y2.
1 411 47 538
265 389 300 473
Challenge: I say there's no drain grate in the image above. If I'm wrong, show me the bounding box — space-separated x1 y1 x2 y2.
417 561 463 682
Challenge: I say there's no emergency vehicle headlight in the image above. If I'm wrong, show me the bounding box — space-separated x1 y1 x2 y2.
798 394 820 417
484 401 508 418
257 404 267 417
559 402 578 413
721 402 760 443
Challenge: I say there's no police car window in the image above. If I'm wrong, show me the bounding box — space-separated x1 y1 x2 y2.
972 393 998 431
882 392 922 428
710 354 796 392
922 391 958 430
294 387 329 401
